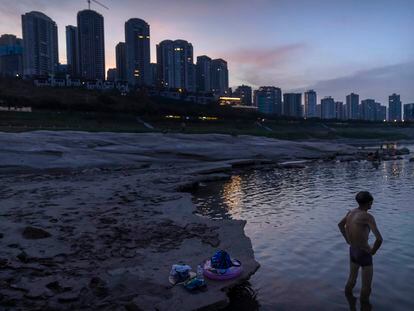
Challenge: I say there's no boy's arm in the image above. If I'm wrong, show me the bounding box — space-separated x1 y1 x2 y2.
368 214 383 255
338 213 350 244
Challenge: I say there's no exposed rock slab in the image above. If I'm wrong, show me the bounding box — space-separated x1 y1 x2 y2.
0 131 360 310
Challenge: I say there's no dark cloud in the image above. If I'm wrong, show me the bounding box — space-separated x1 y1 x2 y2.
306 61 414 104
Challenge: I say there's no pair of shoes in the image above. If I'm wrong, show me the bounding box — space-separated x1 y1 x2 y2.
183 277 206 291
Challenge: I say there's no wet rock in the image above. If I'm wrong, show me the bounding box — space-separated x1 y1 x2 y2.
17 251 30 263
120 248 137 258
0 258 8 267
46 281 73 294
57 291 80 303
46 281 62 293
99 217 118 225
202 236 220 247
0 297 17 307
22 226 51 239
81 168 102 174
89 277 108 298
24 286 52 300
124 301 144 311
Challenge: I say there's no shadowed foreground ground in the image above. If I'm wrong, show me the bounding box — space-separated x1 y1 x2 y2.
0 131 361 310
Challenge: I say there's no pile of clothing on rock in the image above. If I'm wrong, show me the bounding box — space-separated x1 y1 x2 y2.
169 250 242 292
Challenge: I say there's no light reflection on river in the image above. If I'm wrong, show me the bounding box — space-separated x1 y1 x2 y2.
193 148 414 311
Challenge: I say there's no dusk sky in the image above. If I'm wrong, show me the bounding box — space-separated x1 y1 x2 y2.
0 0 413 104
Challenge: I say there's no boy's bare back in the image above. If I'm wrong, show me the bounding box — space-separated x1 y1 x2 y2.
345 208 373 252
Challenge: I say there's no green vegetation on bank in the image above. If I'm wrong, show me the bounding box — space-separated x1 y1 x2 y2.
1 78 414 140
2 110 413 141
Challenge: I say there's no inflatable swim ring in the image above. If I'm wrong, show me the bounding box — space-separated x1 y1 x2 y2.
203 259 242 280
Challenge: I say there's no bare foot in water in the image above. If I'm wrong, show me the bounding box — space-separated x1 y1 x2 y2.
345 291 357 311
360 298 372 311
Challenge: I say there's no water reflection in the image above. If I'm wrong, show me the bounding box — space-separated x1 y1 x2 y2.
193 154 414 311
223 281 260 311
222 175 243 216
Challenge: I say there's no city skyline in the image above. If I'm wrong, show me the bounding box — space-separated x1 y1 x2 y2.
0 0 413 104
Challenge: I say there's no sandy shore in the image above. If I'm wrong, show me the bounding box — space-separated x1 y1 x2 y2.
0 132 359 310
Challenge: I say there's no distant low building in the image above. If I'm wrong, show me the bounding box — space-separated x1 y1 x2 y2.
148 89 215 104
34 77 51 87
103 81 115 90
85 79 103 90
32 76 129 93
219 96 242 106
52 76 66 87
67 78 81 87
0 106 32 112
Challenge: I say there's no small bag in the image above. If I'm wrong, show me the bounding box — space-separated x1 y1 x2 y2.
211 250 233 270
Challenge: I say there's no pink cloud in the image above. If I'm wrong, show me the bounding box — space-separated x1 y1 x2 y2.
225 43 306 70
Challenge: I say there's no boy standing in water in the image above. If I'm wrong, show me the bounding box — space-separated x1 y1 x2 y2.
338 191 383 302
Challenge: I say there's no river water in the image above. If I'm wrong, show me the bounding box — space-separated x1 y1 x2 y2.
193 146 414 311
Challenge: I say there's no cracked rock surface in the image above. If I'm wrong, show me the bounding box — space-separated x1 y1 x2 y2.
0 131 359 310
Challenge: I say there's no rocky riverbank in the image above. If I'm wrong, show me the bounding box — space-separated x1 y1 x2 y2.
0 131 360 310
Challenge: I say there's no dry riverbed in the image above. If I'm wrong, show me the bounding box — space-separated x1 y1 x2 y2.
0 132 360 310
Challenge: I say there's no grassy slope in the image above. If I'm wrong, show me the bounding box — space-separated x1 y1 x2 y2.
2 111 414 141
1 78 414 140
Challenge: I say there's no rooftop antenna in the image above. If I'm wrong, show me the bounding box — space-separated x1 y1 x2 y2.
87 0 109 10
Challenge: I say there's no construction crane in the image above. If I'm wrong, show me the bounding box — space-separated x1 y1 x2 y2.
87 0 109 10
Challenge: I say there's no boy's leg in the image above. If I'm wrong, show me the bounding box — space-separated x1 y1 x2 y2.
345 261 360 294
361 265 373 301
